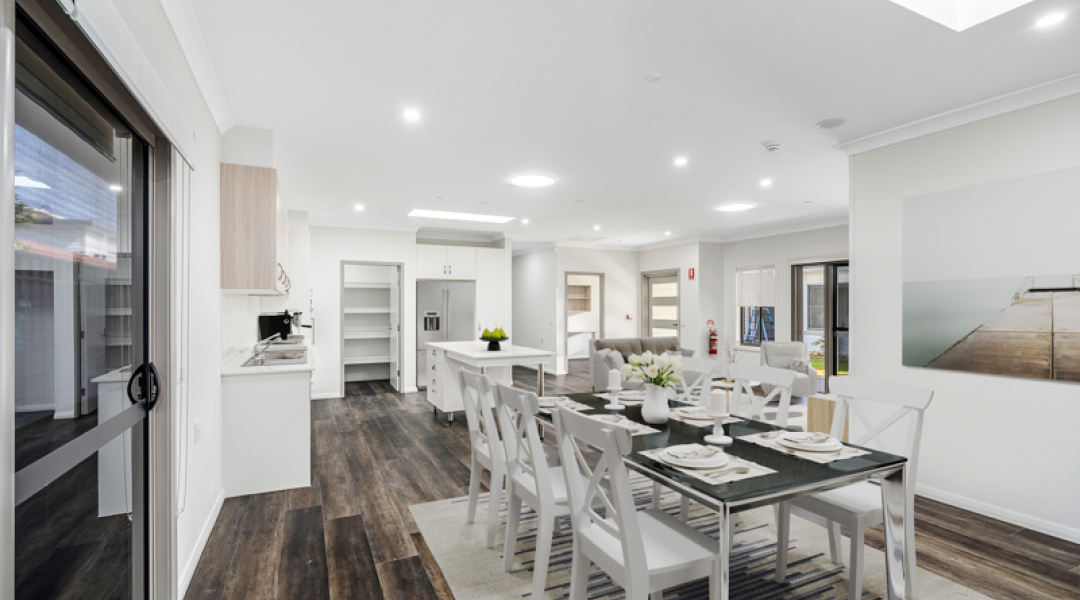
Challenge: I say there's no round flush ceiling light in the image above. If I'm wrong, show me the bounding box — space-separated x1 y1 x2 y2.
354 204 365 211
673 156 688 167
402 107 422 123
759 178 773 188
1036 12 1066 27
716 202 757 213
816 117 846 129
509 174 556 188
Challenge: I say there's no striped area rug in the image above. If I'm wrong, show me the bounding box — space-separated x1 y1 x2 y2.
410 476 991 600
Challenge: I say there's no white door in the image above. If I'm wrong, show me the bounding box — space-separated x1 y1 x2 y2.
645 273 680 339
446 246 477 280
389 266 400 391
417 245 448 279
474 248 505 336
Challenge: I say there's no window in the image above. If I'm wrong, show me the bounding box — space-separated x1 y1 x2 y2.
736 266 776 346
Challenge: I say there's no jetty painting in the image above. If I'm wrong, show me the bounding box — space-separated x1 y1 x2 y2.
902 166 1080 382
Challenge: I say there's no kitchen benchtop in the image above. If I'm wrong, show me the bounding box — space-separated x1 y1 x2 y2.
425 341 554 361
221 345 315 377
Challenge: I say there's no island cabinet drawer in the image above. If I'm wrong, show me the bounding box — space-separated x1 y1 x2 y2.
427 377 442 407
429 348 445 365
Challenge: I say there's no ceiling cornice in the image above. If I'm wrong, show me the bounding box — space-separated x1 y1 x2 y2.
157 0 234 133
838 73 1080 156
698 216 850 246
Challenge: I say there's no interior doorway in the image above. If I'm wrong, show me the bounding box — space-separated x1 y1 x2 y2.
792 261 849 392
642 270 680 340
565 272 605 363
341 262 404 393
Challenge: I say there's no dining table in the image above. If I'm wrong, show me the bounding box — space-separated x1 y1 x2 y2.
534 392 912 600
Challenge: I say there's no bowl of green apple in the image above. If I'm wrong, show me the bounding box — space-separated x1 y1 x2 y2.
480 327 508 351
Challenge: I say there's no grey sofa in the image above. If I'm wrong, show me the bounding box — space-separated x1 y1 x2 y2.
587 336 688 392
759 341 819 397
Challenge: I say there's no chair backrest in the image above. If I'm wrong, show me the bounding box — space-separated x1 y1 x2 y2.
760 341 808 368
494 382 554 504
554 407 645 578
458 369 503 465
829 377 933 479
728 362 797 426
675 357 717 403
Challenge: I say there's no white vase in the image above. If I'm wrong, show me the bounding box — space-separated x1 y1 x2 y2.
640 383 670 425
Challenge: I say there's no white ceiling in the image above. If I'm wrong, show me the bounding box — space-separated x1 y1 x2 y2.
182 0 1080 249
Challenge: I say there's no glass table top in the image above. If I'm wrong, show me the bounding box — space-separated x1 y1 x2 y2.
537 393 907 511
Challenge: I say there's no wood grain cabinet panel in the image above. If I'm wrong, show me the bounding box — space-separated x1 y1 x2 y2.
220 163 289 294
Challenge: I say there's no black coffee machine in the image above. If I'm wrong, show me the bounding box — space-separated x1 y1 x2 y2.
258 310 296 341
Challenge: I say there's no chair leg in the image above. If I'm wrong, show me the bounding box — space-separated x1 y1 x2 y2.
827 520 843 565
680 496 690 521
652 481 662 509
568 540 588 600
532 509 556 600
486 468 504 549
709 556 721 600
466 459 482 524
848 525 865 600
774 501 790 583
502 489 521 572
649 591 663 600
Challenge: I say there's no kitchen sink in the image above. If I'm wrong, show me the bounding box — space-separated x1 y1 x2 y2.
242 350 308 367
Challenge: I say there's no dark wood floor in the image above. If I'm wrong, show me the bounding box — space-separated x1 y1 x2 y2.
184 360 1080 600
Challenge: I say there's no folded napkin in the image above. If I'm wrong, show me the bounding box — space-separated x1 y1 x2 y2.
639 448 775 485
595 392 645 405
665 444 721 460
739 431 871 464
667 409 741 429
538 397 593 415
589 414 661 436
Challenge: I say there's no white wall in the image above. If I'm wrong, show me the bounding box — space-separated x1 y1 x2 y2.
512 248 558 362
698 242 725 349
308 226 418 397
720 226 849 358
850 92 1080 543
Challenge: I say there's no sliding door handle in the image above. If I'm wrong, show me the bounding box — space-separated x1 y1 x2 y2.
126 362 161 411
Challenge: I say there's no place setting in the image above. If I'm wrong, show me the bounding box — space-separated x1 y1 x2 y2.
740 430 871 464
537 395 593 415
639 443 775 485
668 403 742 428
588 413 661 436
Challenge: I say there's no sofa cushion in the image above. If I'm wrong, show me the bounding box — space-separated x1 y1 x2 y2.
600 349 626 372
596 339 642 360
790 357 809 371
640 337 678 355
674 346 695 357
765 354 794 369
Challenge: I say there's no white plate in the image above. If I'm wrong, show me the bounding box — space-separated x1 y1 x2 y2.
660 444 730 469
776 432 843 452
674 407 714 421
538 396 567 409
594 414 644 434
617 390 646 401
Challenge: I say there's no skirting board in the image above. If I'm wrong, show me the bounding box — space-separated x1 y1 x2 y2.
311 386 417 401
14 404 56 412
178 489 225 599
917 483 1080 544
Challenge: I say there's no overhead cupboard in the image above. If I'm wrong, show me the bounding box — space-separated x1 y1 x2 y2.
220 162 292 295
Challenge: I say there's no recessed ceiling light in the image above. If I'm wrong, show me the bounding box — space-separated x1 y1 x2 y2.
109 184 123 192
509 174 556 188
522 218 530 225
673 156 688 167
759 178 773 188
408 209 514 224
715 202 757 213
14 175 50 189
593 225 601 231
354 204 364 211
1036 11 1066 27
402 107 422 123
664 231 672 236
645 73 662 83
816 118 847 129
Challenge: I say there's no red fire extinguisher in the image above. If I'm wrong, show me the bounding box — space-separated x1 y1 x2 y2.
707 320 718 355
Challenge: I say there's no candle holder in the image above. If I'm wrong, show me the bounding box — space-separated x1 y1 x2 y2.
703 411 733 445
605 369 626 411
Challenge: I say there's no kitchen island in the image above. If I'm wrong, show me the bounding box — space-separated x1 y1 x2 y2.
423 341 555 421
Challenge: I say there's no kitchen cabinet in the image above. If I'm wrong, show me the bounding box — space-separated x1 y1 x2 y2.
474 247 506 336
220 163 291 295
416 244 477 280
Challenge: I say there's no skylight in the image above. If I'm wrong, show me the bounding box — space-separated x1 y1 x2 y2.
889 0 1036 31
408 209 515 224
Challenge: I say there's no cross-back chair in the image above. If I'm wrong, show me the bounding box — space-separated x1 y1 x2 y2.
728 363 797 426
458 369 506 548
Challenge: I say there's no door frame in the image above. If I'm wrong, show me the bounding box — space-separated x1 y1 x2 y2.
641 269 681 341
339 261 405 398
791 260 849 393
563 271 605 366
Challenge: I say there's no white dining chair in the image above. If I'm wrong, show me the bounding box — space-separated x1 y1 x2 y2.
773 376 933 600
458 369 506 548
554 406 721 600
493 382 572 599
728 363 797 426
673 356 718 405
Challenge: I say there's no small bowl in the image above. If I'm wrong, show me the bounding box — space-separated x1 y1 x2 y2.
481 336 508 351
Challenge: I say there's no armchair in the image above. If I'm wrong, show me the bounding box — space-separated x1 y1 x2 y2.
759 341 818 397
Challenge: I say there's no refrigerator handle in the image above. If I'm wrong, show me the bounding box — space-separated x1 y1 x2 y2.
446 288 452 340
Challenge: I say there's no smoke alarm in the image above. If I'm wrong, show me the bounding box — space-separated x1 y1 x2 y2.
763 141 782 152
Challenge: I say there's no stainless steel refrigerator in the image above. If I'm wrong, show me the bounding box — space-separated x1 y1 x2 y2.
416 280 475 388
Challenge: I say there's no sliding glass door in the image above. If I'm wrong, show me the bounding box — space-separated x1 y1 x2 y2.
792 261 849 392
643 271 679 339
8 9 160 598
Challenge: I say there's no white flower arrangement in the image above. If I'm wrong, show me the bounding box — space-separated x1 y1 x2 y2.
620 351 684 389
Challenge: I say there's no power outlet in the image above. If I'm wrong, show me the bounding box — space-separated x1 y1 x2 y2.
192 420 202 445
